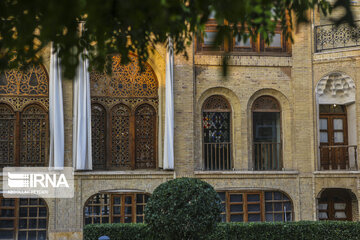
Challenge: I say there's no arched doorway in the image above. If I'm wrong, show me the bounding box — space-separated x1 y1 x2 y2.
316 72 357 170
318 188 357 221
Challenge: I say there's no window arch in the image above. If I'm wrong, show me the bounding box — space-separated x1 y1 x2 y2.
252 96 282 170
90 55 158 170
217 190 293 222
0 65 49 167
0 197 48 240
84 192 150 224
202 95 231 170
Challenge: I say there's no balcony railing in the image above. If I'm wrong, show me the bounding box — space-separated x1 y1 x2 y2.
253 142 282 170
319 145 358 170
203 142 231 170
315 21 360 52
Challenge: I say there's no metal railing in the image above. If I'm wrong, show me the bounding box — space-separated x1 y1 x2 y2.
319 145 358 170
315 21 360 52
203 142 231 170
253 142 282 170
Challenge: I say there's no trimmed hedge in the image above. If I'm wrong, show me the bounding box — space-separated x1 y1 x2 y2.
84 221 360 240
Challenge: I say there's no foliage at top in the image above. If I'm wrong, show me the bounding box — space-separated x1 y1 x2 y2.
0 0 355 78
144 177 222 240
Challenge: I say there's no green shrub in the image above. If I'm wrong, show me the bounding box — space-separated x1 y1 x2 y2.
144 177 222 240
84 221 360 240
83 223 148 240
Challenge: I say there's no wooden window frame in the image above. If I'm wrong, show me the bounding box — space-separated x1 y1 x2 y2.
218 190 293 223
318 189 352 221
0 197 48 240
84 193 150 225
0 103 49 168
196 22 291 55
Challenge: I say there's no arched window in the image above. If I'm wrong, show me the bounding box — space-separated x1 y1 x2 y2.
0 66 49 167
0 197 48 240
84 192 150 224
202 95 231 170
252 96 282 170
217 190 293 222
90 54 158 170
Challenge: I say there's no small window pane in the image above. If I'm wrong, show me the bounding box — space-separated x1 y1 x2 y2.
335 211 347 218
274 202 283 211
334 132 344 143
218 192 226 201
334 203 346 210
265 203 273 211
269 34 282 47
0 220 14 228
247 194 260 202
230 194 242 203
124 216 132 223
0 230 14 239
248 204 260 212
113 206 120 215
204 32 217 45
320 132 328 143
266 213 273 221
230 204 243 213
235 36 251 47
1 209 14 217
319 212 328 219
274 213 283 221
265 192 273 200
248 213 261 222
333 119 343 130
230 214 243 222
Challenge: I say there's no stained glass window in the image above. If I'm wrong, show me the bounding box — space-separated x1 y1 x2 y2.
0 65 49 167
90 54 158 170
202 95 231 170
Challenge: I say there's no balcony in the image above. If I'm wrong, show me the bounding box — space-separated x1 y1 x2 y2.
203 142 231 170
253 142 282 170
319 145 358 170
315 21 360 52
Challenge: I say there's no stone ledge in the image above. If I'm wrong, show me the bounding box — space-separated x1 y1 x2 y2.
314 171 360 178
195 54 292 67
194 170 299 179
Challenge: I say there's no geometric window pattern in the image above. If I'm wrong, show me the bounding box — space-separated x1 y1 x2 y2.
90 54 158 170
84 193 150 225
0 65 49 167
0 197 48 240
218 191 293 223
202 95 231 170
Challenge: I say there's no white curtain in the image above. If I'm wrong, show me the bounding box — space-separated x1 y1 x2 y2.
49 44 65 169
73 53 92 170
163 38 174 169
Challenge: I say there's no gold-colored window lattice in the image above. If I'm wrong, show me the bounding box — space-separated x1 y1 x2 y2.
252 96 280 112
90 55 158 98
0 65 49 167
90 54 158 170
0 65 48 96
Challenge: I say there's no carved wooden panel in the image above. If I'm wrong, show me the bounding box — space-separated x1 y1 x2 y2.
135 104 156 169
111 104 131 169
0 104 15 166
0 65 49 96
91 104 106 169
252 96 280 112
20 105 47 166
90 55 158 98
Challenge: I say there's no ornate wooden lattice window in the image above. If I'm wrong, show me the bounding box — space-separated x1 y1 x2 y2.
84 192 150 224
90 54 158 170
252 96 282 170
218 191 293 223
0 66 49 167
202 95 231 170
0 197 48 240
